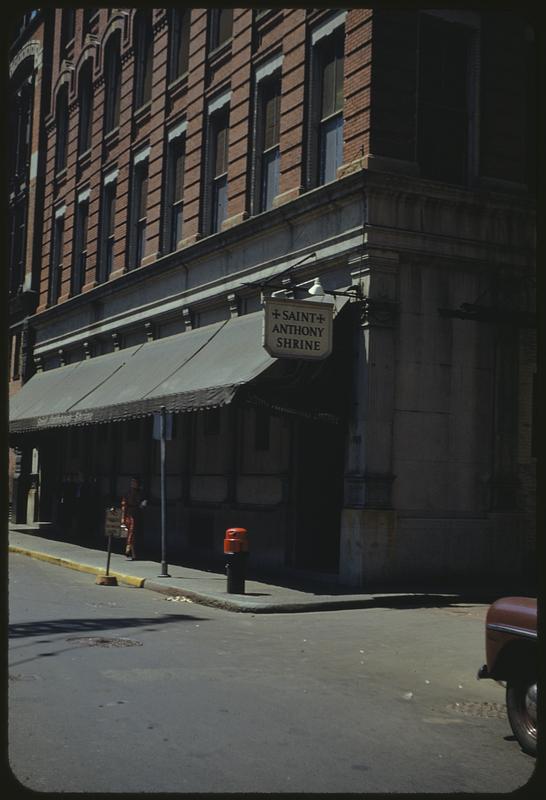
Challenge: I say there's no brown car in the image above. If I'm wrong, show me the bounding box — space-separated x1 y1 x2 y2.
478 596 537 757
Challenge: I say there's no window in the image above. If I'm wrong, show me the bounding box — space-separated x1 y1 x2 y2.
129 151 149 267
60 9 75 53
104 33 121 134
133 11 153 109
49 210 65 305
77 61 93 156
9 201 27 294
210 9 232 50
55 85 69 173
163 128 186 252
417 14 470 184
12 333 21 380
82 8 98 37
12 76 33 182
98 173 117 282
255 74 281 212
307 17 345 188
169 9 190 82
72 195 89 294
206 105 229 234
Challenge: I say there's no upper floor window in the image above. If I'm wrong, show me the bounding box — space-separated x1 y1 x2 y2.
77 61 93 156
9 200 27 295
82 8 98 37
48 208 65 305
307 14 345 188
55 85 69 173
72 192 89 295
60 9 75 54
417 14 471 185
169 9 190 82
129 148 150 267
98 170 117 283
104 33 121 134
163 124 186 253
254 67 281 213
133 11 153 109
11 75 33 182
206 102 230 234
210 8 233 50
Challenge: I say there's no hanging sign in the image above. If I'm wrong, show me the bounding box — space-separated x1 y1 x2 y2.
263 298 334 360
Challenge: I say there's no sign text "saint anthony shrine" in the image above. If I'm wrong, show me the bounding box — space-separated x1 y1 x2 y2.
263 298 334 360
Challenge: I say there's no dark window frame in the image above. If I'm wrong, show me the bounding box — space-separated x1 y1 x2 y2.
9 199 27 295
417 14 472 185
55 84 69 173
72 196 89 295
210 8 233 51
206 106 229 234
103 33 121 134
77 60 93 156
60 8 75 54
48 212 65 305
306 22 345 189
168 9 190 83
254 73 281 213
13 75 33 181
129 157 149 268
163 132 186 253
133 11 153 110
98 178 116 283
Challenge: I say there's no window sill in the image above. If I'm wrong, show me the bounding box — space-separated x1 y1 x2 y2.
77 148 92 169
134 101 152 124
54 167 67 185
167 72 188 101
255 8 283 28
208 38 232 67
104 126 119 147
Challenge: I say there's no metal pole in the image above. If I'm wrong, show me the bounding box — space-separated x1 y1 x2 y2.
105 533 112 576
159 405 170 577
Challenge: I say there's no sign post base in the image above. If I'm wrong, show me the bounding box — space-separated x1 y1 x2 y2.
96 574 118 586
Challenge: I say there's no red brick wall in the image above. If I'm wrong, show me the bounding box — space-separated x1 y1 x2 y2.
37 9 379 308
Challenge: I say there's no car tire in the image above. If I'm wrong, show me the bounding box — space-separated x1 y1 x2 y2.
506 675 537 757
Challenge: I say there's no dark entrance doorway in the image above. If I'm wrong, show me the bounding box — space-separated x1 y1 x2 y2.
291 417 345 572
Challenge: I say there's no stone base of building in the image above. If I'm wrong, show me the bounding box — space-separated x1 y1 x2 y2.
339 508 535 593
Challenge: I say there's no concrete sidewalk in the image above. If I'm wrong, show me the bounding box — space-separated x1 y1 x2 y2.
8 523 468 613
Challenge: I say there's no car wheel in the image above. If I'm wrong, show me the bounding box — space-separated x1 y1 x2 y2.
506 676 537 757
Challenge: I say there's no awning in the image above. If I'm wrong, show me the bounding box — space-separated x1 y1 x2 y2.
10 295 353 435
9 313 277 433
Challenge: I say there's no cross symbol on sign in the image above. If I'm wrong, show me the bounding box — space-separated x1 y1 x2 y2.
272 309 281 318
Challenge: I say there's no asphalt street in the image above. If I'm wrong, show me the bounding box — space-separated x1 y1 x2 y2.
8 552 536 793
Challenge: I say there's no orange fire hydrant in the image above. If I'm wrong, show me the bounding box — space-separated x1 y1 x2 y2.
224 527 248 594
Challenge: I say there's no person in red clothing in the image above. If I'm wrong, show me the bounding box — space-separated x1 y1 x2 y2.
121 476 147 560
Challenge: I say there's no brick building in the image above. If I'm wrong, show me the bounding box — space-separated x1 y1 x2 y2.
9 8 536 591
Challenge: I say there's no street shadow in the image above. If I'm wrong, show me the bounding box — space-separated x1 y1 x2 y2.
8 612 207 640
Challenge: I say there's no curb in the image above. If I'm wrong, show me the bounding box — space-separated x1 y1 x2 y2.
9 544 372 613
9 545 145 589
